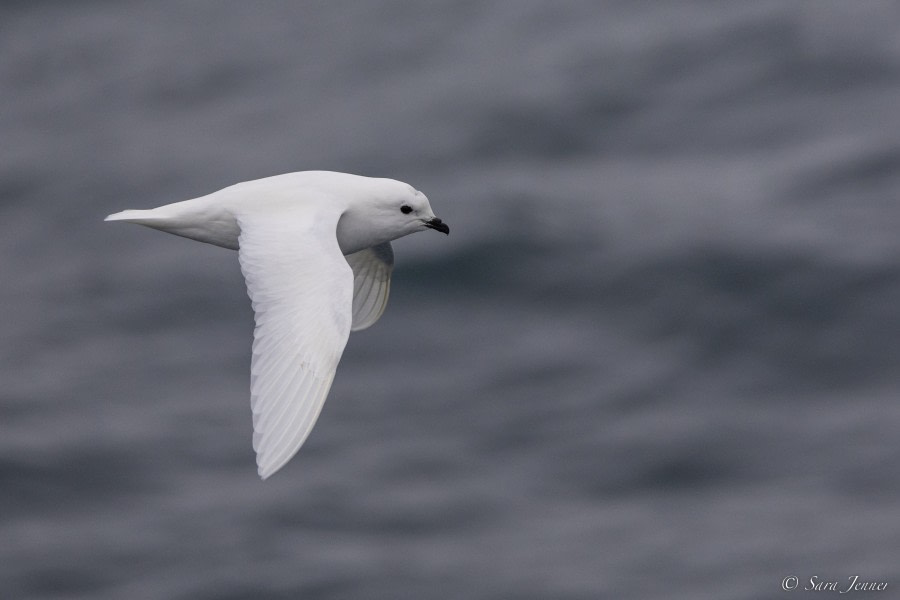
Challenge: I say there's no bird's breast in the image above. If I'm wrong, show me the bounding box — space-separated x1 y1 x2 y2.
336 212 390 255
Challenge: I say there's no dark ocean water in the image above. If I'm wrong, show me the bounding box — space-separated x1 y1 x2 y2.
2 2 900 599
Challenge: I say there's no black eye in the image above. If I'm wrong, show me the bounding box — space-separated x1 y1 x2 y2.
400 205 413 214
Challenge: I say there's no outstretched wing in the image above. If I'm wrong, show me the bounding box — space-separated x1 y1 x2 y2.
345 242 394 331
236 206 353 479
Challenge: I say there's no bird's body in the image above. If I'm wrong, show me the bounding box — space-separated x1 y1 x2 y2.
106 171 448 478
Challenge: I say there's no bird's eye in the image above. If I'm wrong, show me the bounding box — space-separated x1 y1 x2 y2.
400 205 413 214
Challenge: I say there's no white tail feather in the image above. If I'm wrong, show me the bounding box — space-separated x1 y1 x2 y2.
104 209 159 223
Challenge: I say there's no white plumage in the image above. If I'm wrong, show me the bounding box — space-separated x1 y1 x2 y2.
106 171 448 478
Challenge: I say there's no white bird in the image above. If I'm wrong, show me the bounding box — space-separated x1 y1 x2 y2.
106 171 449 479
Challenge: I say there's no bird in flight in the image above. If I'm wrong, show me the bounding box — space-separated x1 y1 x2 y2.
106 171 449 478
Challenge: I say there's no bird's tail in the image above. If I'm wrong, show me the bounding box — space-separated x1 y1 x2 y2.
104 208 162 224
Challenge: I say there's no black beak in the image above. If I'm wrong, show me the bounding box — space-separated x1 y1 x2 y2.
425 217 449 235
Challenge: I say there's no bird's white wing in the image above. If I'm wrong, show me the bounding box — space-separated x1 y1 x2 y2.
345 242 394 331
236 206 353 479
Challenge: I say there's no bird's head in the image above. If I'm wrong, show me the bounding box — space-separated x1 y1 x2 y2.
336 176 449 254
389 182 449 236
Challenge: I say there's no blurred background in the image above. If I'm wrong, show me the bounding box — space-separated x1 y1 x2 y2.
2 1 899 598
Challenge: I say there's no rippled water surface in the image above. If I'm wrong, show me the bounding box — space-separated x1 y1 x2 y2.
2 2 900 599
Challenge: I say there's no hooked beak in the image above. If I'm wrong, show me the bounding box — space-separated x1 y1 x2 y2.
425 217 449 235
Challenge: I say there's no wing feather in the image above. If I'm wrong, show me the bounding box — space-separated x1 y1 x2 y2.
346 242 394 331
236 206 352 479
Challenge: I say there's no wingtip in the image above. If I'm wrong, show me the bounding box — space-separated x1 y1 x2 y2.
257 456 272 480
257 453 294 480
257 453 284 480
257 461 274 480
